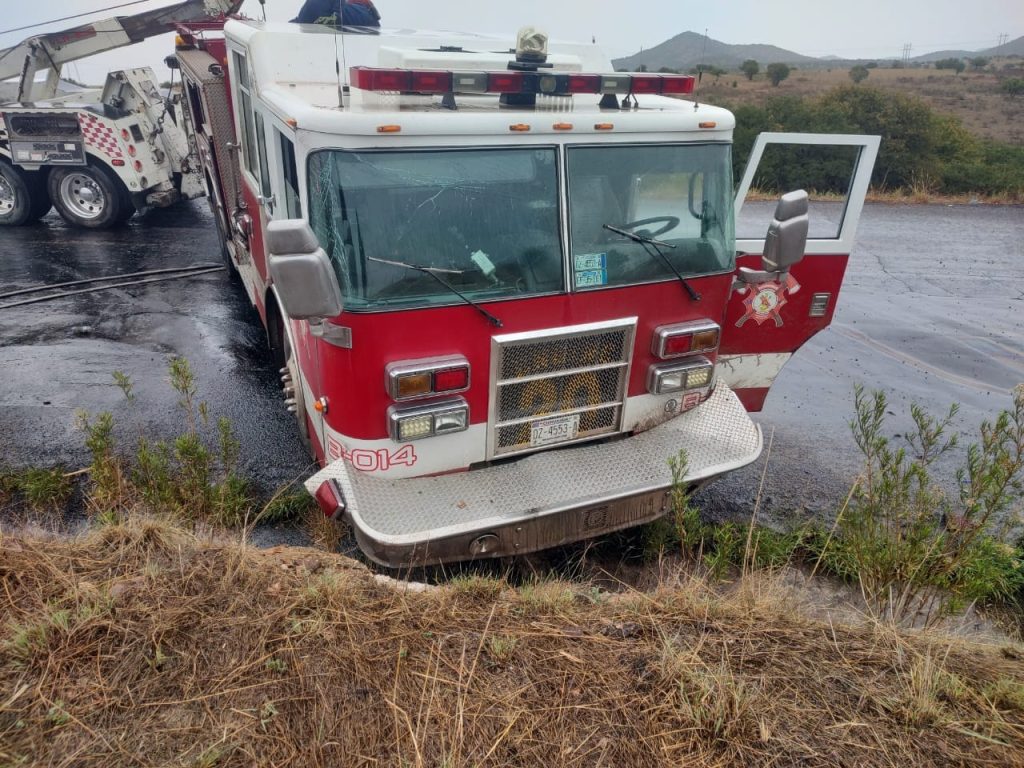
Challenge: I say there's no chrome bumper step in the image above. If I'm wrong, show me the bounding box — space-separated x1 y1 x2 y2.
306 384 762 567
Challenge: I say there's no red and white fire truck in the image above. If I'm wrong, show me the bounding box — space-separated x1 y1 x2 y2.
173 19 879 567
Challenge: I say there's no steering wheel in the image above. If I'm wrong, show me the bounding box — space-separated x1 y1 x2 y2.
617 215 680 238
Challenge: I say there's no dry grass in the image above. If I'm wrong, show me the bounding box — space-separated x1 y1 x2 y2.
1 520 1023 767
697 63 1024 144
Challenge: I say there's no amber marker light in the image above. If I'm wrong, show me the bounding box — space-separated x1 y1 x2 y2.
553 122 573 130
698 121 717 129
377 125 402 133
509 123 531 132
594 123 614 131
285 118 298 128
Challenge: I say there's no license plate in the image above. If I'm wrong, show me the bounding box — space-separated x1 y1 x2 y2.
530 413 580 447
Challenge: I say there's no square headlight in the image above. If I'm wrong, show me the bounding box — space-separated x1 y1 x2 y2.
647 358 714 395
388 397 469 442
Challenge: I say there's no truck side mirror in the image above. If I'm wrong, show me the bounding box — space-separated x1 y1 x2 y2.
737 189 809 286
267 220 344 321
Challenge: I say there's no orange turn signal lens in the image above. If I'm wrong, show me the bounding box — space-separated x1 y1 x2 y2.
698 121 717 129
509 123 531 132
377 125 402 133
594 123 614 131
553 122 573 130
395 372 432 399
692 328 720 350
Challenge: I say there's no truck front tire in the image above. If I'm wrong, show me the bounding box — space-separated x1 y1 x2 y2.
48 163 128 229
0 161 34 227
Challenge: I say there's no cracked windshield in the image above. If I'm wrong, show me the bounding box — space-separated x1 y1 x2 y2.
567 143 735 289
308 147 563 309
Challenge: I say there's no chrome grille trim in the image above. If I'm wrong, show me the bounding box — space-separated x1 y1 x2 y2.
488 318 637 459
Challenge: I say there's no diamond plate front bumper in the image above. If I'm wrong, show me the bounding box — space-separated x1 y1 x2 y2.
306 384 762 568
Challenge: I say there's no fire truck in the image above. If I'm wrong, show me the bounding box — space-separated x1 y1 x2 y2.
0 0 240 229
173 19 879 568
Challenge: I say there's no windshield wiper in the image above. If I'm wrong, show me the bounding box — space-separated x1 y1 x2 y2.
368 256 503 327
603 224 701 301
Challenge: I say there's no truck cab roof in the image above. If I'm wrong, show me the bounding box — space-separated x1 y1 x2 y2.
224 20 735 139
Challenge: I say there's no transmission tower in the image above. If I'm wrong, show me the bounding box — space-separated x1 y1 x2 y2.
901 43 912 65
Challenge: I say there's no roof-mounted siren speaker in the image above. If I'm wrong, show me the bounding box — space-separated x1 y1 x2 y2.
515 27 549 64
500 26 551 108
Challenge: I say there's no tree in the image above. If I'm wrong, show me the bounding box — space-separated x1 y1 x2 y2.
740 59 759 81
1001 78 1024 98
935 57 966 75
969 56 990 71
766 63 791 87
849 65 870 84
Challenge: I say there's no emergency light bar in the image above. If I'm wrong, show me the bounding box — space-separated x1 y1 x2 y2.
350 66 695 97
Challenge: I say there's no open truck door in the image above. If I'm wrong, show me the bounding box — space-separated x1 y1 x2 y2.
717 132 880 411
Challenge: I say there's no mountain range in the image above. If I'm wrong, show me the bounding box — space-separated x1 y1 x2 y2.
611 31 1024 72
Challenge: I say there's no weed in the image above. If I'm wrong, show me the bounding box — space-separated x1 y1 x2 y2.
265 657 287 674
486 635 518 664
517 580 574 615
5 620 48 661
259 700 278 730
818 385 1024 626
703 523 743 577
9 467 72 512
77 362 267 527
192 745 230 768
46 701 70 728
78 410 128 514
256 489 313 526
112 370 134 402
893 653 962 727
448 573 506 601
984 677 1024 712
660 634 754 743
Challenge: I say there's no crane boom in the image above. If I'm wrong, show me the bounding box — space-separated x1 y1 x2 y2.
0 0 241 102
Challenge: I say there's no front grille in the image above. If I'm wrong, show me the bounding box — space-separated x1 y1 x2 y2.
490 319 636 457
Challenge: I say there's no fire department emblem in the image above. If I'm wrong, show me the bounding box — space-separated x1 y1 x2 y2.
736 274 801 327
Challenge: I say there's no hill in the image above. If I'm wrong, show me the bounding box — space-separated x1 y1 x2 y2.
982 34 1024 57
612 30 816 72
612 31 1024 72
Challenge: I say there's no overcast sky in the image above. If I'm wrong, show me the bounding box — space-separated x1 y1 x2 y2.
2 0 1021 85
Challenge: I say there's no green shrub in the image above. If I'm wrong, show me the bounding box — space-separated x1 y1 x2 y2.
817 386 1024 625
726 85 1023 197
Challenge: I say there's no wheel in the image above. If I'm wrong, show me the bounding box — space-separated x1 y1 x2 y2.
0 161 34 227
25 170 53 221
48 163 127 229
268 302 315 459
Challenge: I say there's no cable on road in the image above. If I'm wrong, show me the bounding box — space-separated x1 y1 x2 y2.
0 263 224 302
0 266 225 310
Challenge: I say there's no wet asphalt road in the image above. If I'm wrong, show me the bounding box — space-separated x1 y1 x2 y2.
1 202 1022 539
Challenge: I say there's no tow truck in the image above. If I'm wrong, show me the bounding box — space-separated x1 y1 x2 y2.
173 19 879 567
0 0 240 228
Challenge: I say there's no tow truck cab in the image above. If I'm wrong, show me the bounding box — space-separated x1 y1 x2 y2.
174 21 878 567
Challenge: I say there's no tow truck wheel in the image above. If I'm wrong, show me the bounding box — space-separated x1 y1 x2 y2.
0 161 34 227
48 163 127 229
26 172 53 221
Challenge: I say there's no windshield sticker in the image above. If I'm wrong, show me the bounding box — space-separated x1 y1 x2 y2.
574 252 607 272
574 253 608 288
575 269 608 288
